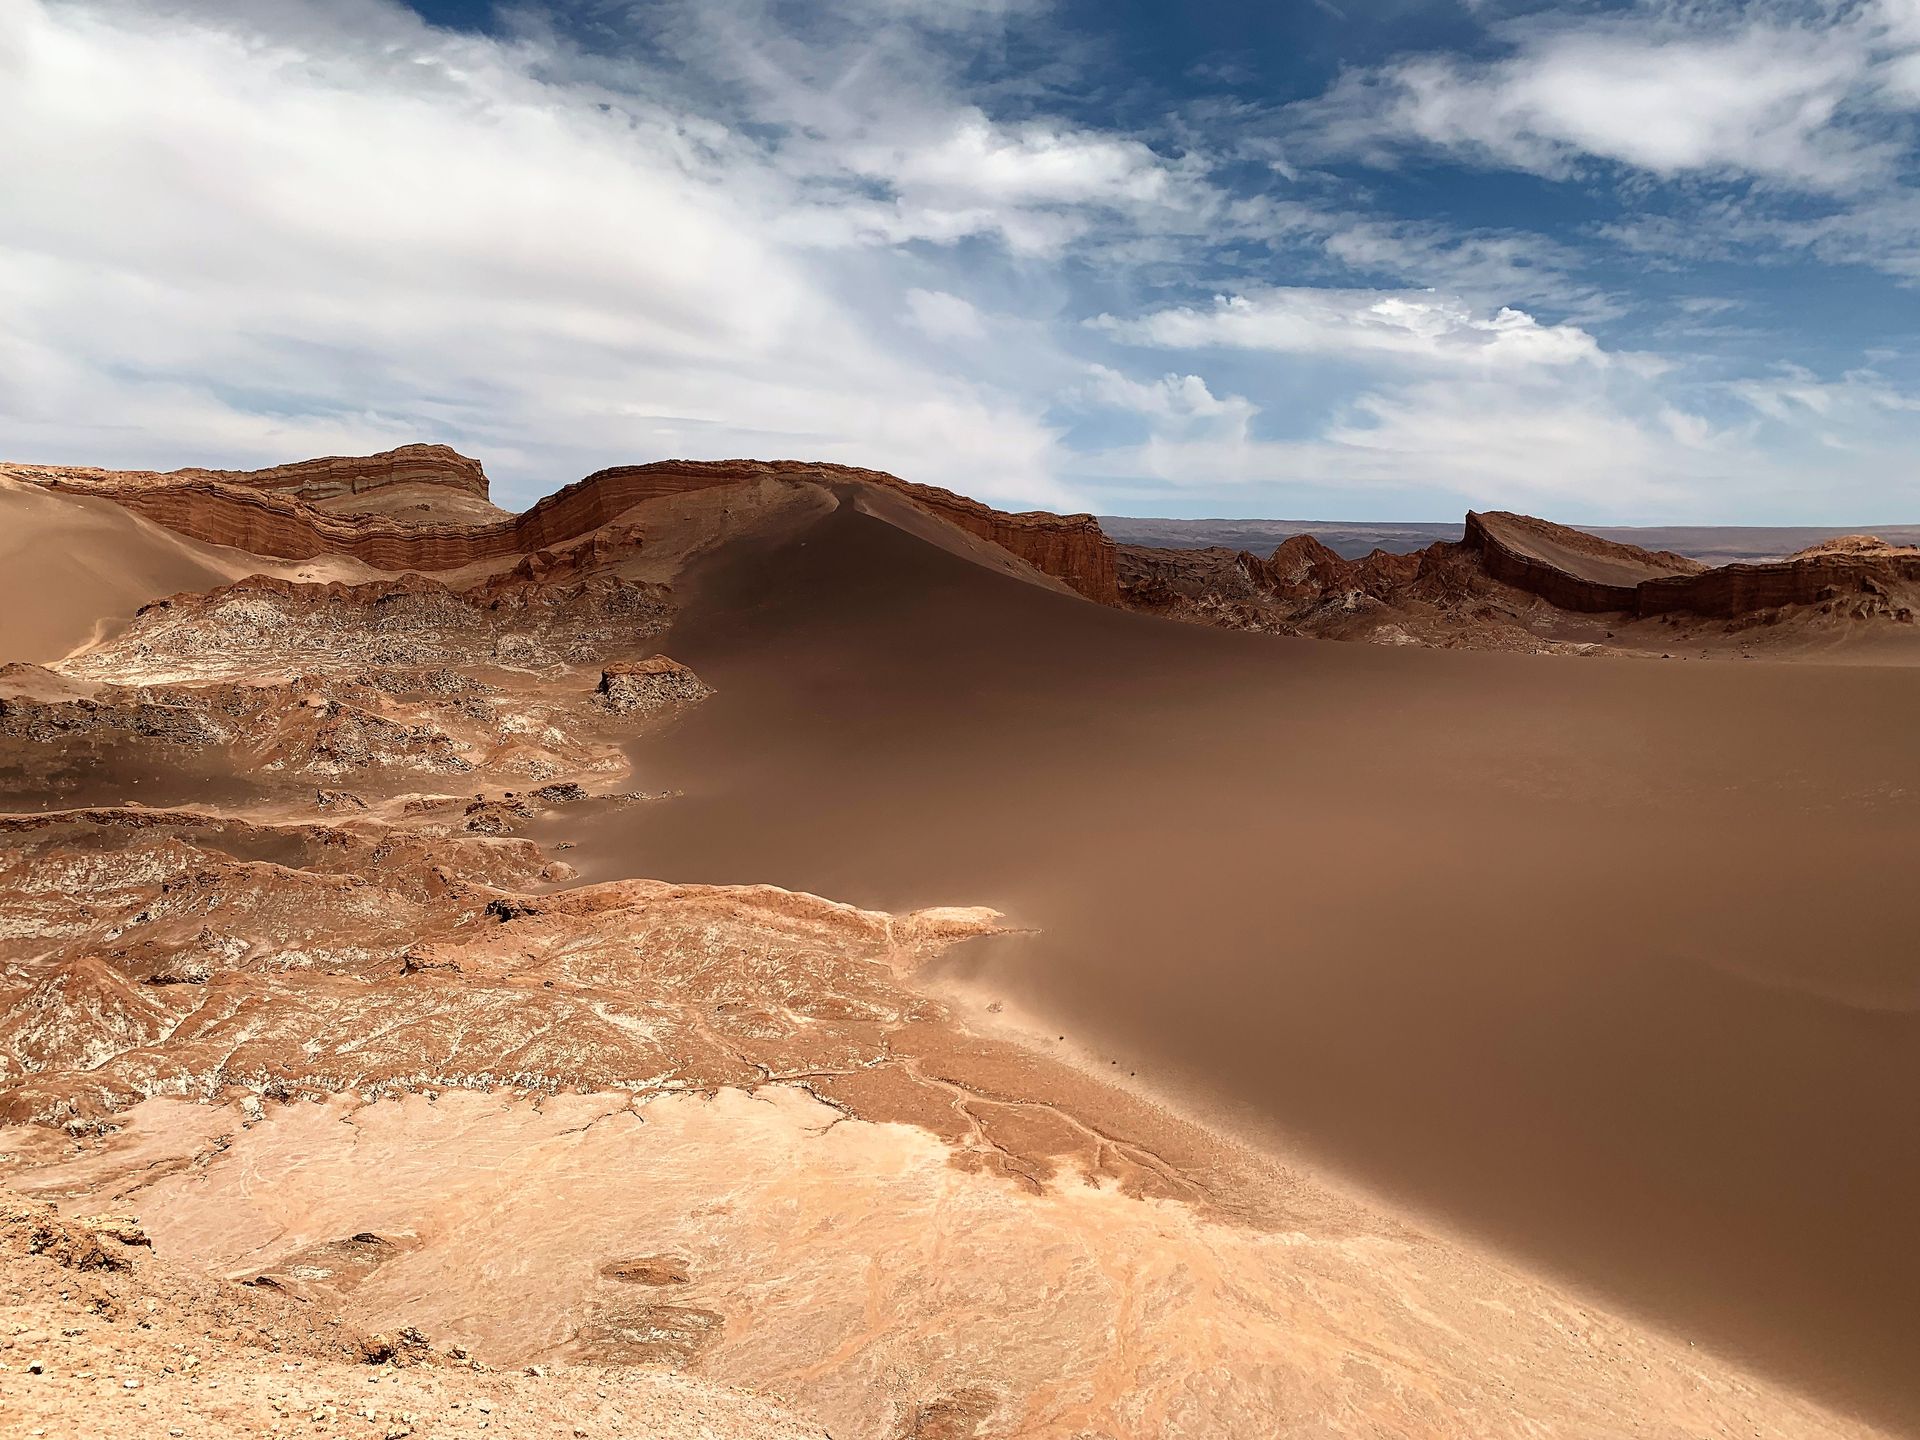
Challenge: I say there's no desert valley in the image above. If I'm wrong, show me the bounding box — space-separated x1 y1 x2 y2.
0 444 1917 1439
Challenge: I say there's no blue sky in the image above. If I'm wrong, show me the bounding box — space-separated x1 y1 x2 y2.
3 0 1918 521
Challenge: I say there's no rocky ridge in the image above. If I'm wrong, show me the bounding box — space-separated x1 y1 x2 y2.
14 442 1918 652
1120 506 1920 652
2 449 1119 604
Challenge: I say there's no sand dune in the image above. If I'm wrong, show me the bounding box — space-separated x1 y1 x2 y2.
0 478 258 663
5 454 1918 1436
550 488 1920 1431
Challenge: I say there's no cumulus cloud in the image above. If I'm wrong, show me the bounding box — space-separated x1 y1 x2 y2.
1090 288 1604 369
1075 365 1257 446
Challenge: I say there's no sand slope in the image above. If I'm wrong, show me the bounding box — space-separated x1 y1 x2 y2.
555 491 1920 1431
0 478 258 664
5 464 1918 1436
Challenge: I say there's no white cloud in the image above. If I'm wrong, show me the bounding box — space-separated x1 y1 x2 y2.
2 0 1917 529
1076 364 1257 445
777 111 1215 259
858 111 1180 208
1073 357 1920 524
1091 288 1604 368
903 288 987 341
1315 217 1599 313
1730 365 1920 423
1291 1 1920 190
533 0 1220 261
0 0 1077 506
1073 384 1686 513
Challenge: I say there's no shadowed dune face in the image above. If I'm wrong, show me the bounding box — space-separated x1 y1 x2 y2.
0 479 242 663
551 492 1920 1428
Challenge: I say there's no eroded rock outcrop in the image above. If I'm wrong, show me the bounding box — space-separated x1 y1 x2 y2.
1120 507 1920 651
1462 510 1706 613
65 568 670 684
2 443 489 520
0 809 1005 1126
596 656 711 715
1636 545 1920 618
171 443 492 507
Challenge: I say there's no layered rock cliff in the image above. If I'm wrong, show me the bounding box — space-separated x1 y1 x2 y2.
1635 545 1920 618
1462 511 1704 613
2 452 1119 604
8 443 489 508
1466 511 1920 619
514 460 1119 603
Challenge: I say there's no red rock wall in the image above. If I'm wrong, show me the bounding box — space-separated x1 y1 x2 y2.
23 458 1119 603
1464 510 1920 617
65 481 523 570
1635 555 1920 616
172 444 492 505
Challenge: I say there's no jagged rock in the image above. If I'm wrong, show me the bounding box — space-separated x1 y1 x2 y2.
596 656 711 715
73 1214 150 1249
5 1194 142 1272
463 796 536 835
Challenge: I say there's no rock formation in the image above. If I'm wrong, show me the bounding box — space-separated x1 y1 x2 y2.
170 443 493 507
596 656 711 715
1635 542 1920 618
1121 505 1920 652
1461 510 1706 612
2 450 1119 604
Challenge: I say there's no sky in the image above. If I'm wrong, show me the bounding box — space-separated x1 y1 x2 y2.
2 0 1919 521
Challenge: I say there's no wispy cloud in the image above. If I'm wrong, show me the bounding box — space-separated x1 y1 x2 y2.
1289 1 1919 190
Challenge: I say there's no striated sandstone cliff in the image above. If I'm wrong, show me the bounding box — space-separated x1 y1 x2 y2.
1462 511 1704 613
1636 548 1920 617
180 443 492 506
1466 510 1920 619
8 443 488 508
512 460 1119 602
3 451 1118 603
